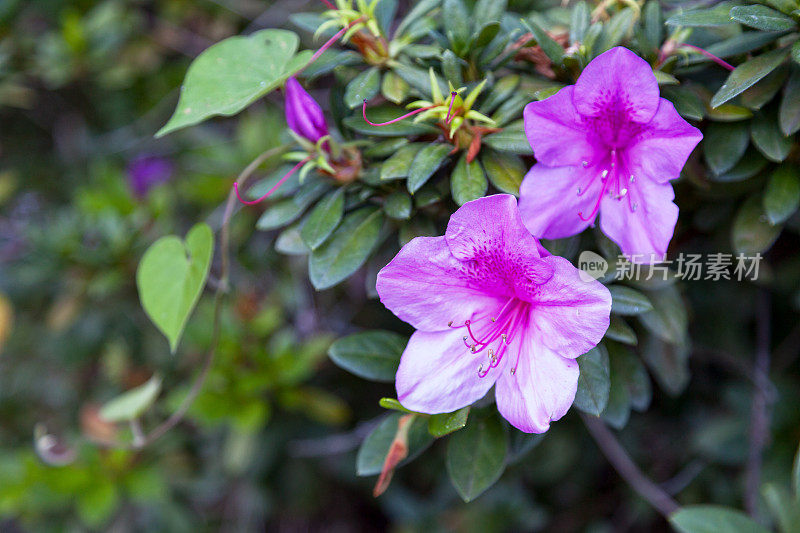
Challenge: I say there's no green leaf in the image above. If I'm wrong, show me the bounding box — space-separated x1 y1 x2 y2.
99 375 162 423
136 223 214 353
428 407 470 437
605 315 638 345
481 75 520 114
751 109 793 162
309 207 385 289
357 413 434 476
609 285 654 316
779 68 800 135
670 505 771 533
381 143 426 181
703 122 750 175
301 188 345 250
712 149 769 182
471 21 501 49
383 190 413 220
381 70 410 104
733 196 782 254
379 398 414 413
793 440 800 498
483 121 533 155
666 1 739 27
473 0 505 31
275 222 310 256
740 65 789 110
643 1 663 51
156 30 307 137
256 181 328 230
407 143 452 193
662 86 705 121
763 484 800 533
344 106 438 137
597 8 635 53
521 18 564 65
730 5 797 31
711 47 790 108
451 153 488 205
707 103 754 122
641 334 690 396
574 345 611 416
571 1 591 44
482 150 524 195
344 67 381 109
639 286 688 345
446 414 508 502
443 0 470 52
328 330 407 382
442 49 464 86
396 0 440 37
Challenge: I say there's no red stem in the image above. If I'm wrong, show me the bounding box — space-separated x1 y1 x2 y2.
297 17 367 75
234 157 312 205
683 44 735 71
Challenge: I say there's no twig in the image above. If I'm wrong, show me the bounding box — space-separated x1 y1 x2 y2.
745 290 772 518
582 414 680 518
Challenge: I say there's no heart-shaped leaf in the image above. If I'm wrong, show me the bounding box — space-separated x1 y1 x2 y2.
136 223 214 353
156 30 310 137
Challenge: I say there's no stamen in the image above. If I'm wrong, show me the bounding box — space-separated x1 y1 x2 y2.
320 0 337 9
234 156 312 205
362 100 437 126
682 44 735 72
445 92 458 124
600 169 609 179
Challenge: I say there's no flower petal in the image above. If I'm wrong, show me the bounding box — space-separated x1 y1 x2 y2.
523 87 595 168
396 328 504 414
530 256 611 358
626 98 703 184
445 194 541 261
599 178 678 262
518 163 602 239
494 327 579 433
574 47 660 124
376 236 505 332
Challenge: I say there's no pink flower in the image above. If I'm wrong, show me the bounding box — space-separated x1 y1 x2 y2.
376 195 611 433
284 77 329 144
519 47 702 263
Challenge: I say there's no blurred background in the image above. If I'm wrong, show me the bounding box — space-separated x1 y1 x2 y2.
1 1 800 531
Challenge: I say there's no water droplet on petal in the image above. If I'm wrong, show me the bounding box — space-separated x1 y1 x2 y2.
629 175 635 183
582 161 589 168
632 203 638 212
601 169 609 179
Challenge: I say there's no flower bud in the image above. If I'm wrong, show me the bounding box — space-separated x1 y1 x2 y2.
284 77 329 143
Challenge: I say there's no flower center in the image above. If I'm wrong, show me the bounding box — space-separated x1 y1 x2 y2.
576 148 639 222
448 298 527 377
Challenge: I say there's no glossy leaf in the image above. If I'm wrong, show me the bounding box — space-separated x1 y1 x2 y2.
729 5 797 31
779 68 800 135
665 2 739 27
428 407 470 437
309 207 385 290
446 414 508 502
381 143 426 181
609 285 654 316
383 190 413 220
357 413 433 476
483 121 533 155
605 316 638 345
703 122 750 175
751 110 792 162
407 143 452 193
711 47 790 108
328 330 407 382
574 345 611 416
482 150 524 195
136 223 214 353
301 188 345 250
344 67 381 109
732 196 782 254
670 505 770 533
451 153 488 205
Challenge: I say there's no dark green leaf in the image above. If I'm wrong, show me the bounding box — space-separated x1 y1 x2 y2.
344 67 381 109
574 345 611 416
443 0 470 52
703 121 750 175
602 343 631 429
483 121 533 154
256 182 327 230
711 47 790 108
639 286 688 345
396 0 441 37
571 1 591 44
381 143 425 181
309 207 385 289
605 316 638 345
609 285 654 316
451 153 488 205
751 110 793 162
446 414 508 502
328 330 407 382
779 67 800 135
473 0 505 31
666 2 739 27
762 484 800 533
482 150 525 195
711 149 768 182
383 190 413 220
643 1 663 51
357 413 434 476
381 70 410 104
641 334 690 396
597 8 635 53
301 188 345 250
407 143 452 193
471 22 501 49
732 196 782 254
793 440 800 498
302 50 361 80
275 222 310 255
374 0 398 36
399 217 438 246
481 75 520 114
392 62 448 97
707 103 754 122
670 505 771 533
521 18 564 65
344 106 438 137
428 407 470 437
157 30 307 137
730 5 797 31
364 138 409 158
741 65 789 109
442 49 464 86
662 86 705 121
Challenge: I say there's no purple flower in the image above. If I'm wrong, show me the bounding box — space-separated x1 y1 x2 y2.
285 77 329 144
127 155 173 198
376 195 611 433
519 47 702 263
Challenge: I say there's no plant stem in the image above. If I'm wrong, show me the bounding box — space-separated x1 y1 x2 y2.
582 414 680 518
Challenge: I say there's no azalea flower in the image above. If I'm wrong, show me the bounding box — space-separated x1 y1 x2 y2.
285 77 329 144
519 47 702 263
376 195 611 433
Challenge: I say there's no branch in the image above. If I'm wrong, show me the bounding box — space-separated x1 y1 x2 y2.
582 414 680 518
745 290 772 518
